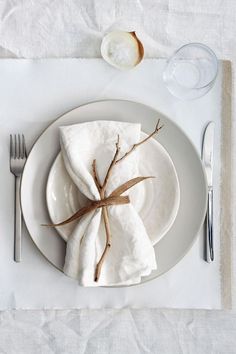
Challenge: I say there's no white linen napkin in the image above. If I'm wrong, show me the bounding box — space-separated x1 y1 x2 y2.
59 120 157 286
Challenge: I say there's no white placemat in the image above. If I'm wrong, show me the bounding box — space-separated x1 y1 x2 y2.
0 58 230 309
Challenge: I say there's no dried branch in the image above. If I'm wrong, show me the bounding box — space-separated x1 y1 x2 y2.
102 135 120 191
94 203 112 281
94 233 110 282
116 119 163 164
93 121 162 282
92 152 114 282
92 159 102 190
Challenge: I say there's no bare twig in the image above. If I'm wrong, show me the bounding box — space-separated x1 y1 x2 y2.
94 200 113 281
94 234 110 282
92 159 102 190
94 135 121 281
116 119 163 164
102 135 120 191
92 153 114 282
92 121 162 282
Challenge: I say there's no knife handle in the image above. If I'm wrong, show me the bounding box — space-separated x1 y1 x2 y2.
206 187 214 262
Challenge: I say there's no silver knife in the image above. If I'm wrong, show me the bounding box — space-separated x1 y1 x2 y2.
202 122 215 263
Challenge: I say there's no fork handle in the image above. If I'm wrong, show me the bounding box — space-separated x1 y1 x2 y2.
14 176 22 262
206 187 214 263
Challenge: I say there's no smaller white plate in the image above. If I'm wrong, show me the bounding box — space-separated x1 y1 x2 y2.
46 132 180 246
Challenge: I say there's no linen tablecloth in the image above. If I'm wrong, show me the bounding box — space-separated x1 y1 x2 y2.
0 1 236 353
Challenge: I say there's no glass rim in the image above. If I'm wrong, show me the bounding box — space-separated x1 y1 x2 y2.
166 42 219 90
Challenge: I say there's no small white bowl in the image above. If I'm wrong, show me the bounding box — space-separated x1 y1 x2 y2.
101 31 144 70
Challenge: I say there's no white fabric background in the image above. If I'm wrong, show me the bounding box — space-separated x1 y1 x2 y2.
0 0 236 353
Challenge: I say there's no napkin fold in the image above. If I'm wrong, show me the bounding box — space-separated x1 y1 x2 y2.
60 121 157 286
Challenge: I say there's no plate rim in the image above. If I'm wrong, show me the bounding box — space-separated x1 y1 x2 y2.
20 99 208 285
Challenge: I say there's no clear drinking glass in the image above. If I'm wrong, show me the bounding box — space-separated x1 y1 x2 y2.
163 43 218 100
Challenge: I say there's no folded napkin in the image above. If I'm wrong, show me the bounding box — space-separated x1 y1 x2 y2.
59 121 157 286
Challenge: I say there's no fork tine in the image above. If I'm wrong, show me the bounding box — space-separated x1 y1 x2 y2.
22 134 27 158
14 134 17 159
18 134 21 159
10 134 13 158
20 134 24 159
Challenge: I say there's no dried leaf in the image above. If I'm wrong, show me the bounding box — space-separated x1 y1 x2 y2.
110 176 154 197
44 195 129 227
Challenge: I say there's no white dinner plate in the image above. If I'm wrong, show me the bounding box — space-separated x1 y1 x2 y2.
46 131 180 245
21 100 207 282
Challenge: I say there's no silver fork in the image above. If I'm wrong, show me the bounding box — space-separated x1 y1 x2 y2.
9 134 27 262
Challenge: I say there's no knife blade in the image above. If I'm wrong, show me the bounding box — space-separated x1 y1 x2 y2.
202 121 215 262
